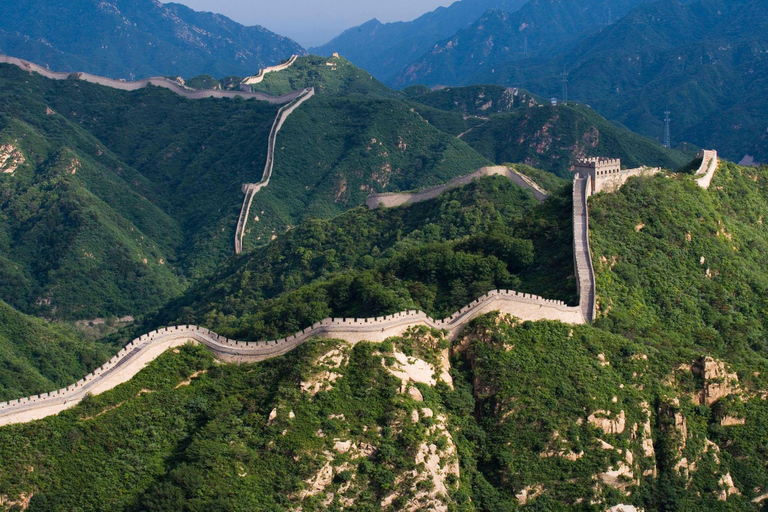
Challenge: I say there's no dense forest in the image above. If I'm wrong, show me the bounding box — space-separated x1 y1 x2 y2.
2 163 768 510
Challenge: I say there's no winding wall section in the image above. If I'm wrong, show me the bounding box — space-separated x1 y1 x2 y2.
243 55 298 85
0 55 305 104
366 165 548 208
234 87 315 254
0 289 581 426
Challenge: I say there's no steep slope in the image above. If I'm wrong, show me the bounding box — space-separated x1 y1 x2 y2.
0 95 187 320
2 164 768 509
459 103 690 177
310 0 527 84
0 300 113 402
394 0 653 87
396 0 768 163
0 0 305 79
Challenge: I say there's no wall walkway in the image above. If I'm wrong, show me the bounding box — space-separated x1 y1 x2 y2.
695 150 719 189
0 55 305 104
0 289 582 426
365 165 549 208
242 55 298 85
234 87 315 254
573 176 596 322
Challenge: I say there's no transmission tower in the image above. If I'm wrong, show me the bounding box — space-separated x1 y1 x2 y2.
663 111 671 148
561 69 569 105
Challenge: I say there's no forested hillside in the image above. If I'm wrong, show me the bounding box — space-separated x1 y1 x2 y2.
152 176 575 340
0 58 495 319
3 164 768 510
387 0 768 163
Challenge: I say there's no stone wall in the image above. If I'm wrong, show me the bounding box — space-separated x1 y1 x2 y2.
593 167 662 194
695 150 719 190
365 166 548 208
0 55 305 104
0 289 583 426
242 55 298 85
234 87 315 254
573 176 596 322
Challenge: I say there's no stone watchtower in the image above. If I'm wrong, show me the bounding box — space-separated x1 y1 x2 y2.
574 157 621 195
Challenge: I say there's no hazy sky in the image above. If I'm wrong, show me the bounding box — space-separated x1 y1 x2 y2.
168 0 454 47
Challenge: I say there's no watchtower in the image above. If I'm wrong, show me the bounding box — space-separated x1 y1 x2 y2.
574 157 622 194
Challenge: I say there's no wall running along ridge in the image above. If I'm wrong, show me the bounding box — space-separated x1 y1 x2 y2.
0 55 306 104
695 150 719 189
368 166 594 323
242 55 298 85
365 165 549 208
234 87 316 254
0 290 581 426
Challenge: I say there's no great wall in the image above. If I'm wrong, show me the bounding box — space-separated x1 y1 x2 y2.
0 55 306 104
365 165 549 208
242 55 299 85
0 55 720 426
0 290 581 426
235 87 316 254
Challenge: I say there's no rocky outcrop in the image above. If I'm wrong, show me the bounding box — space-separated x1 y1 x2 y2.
692 356 739 406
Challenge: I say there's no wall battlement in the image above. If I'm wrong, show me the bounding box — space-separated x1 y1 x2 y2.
0 288 583 426
574 157 662 195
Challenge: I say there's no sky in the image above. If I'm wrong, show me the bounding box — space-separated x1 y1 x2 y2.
168 0 454 47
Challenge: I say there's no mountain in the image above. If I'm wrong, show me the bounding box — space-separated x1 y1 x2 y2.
405 85 690 177
3 163 768 509
0 299 114 401
393 0 655 88
394 0 768 163
0 56 496 320
309 0 527 84
0 0 305 79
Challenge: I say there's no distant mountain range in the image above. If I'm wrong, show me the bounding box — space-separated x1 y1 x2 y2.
310 0 528 85
315 0 768 163
0 0 305 79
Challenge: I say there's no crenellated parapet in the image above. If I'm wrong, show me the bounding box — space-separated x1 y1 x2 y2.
0 288 583 426
574 157 661 195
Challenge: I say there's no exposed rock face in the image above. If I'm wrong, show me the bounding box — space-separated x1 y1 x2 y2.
381 413 459 512
693 356 739 405
0 143 25 174
301 348 347 395
717 472 741 501
588 409 626 435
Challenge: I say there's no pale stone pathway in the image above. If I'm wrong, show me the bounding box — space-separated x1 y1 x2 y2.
235 87 315 254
